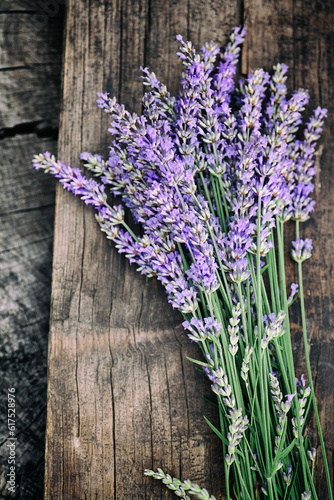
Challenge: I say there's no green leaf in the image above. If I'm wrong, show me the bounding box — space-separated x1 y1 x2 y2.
202 395 219 408
261 264 269 275
233 482 240 500
204 415 225 442
303 435 312 452
194 365 204 373
278 439 296 461
204 416 243 457
186 356 211 368
248 424 257 437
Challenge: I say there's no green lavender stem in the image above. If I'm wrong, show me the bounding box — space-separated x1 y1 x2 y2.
276 218 314 495
296 235 333 500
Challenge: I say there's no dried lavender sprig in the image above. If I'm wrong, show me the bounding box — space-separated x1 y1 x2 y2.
32 26 332 500
32 153 200 316
34 150 259 497
93 69 320 496
144 468 217 500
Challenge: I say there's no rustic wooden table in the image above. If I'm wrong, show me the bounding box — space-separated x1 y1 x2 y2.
2 1 334 499
0 2 64 499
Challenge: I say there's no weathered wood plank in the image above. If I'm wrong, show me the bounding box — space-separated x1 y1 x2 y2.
0 3 64 498
0 14 62 69
46 1 240 499
0 134 57 500
243 0 334 494
0 2 64 132
0 66 61 132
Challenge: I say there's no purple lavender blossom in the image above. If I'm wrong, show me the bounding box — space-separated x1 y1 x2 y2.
32 153 200 315
288 106 327 222
291 238 313 262
32 27 327 500
288 283 299 304
32 27 323 379
182 317 222 343
285 392 296 404
296 374 308 389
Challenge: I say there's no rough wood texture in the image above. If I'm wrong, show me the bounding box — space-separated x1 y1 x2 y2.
243 1 334 494
0 135 56 500
46 0 334 498
0 4 64 132
0 3 64 499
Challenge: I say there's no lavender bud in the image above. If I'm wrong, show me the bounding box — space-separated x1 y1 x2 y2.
276 461 283 472
223 385 232 397
283 465 293 485
307 448 316 461
225 453 235 466
303 387 311 398
291 238 313 262
229 344 239 356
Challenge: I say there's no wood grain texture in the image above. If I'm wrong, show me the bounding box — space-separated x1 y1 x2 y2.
0 134 57 500
243 0 334 495
46 1 240 499
0 3 64 498
0 4 64 131
46 0 334 498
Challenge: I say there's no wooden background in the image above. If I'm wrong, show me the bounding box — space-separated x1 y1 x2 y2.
1 0 333 499
0 2 64 499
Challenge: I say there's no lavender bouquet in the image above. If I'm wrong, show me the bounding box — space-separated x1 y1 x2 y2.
33 27 332 500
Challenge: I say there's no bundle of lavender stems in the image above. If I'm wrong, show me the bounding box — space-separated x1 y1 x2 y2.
33 27 332 500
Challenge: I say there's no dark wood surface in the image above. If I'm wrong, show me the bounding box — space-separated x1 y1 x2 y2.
0 3 64 499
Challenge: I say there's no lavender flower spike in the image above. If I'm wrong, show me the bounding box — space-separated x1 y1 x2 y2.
33 153 123 219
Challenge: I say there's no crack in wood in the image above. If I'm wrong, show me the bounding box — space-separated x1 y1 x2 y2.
0 120 59 140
